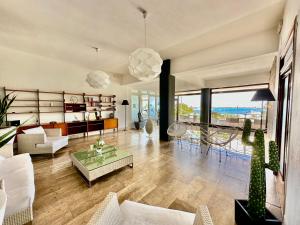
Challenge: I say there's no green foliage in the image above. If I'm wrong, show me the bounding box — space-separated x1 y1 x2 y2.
0 93 16 126
247 129 280 220
211 112 223 120
242 119 252 145
0 118 32 150
248 153 265 219
178 103 193 116
267 141 280 173
0 126 18 149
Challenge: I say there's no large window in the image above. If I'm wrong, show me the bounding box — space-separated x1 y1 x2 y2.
175 91 201 123
211 85 268 129
131 95 139 122
149 95 156 119
130 90 159 126
141 95 149 119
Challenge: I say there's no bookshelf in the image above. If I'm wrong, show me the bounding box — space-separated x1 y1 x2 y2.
3 87 118 135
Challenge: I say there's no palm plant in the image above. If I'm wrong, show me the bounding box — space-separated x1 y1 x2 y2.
0 93 16 126
0 92 17 149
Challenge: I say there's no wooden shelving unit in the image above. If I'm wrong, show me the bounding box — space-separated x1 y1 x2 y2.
4 87 118 136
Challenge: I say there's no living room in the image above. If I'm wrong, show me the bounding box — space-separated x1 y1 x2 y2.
0 0 300 225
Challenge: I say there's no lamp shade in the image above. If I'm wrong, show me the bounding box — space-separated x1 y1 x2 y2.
121 100 129 105
86 71 110 89
128 48 163 81
251 89 275 101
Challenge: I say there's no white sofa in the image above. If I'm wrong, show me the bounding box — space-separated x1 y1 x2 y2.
0 180 7 225
87 192 214 225
18 126 68 157
0 153 35 225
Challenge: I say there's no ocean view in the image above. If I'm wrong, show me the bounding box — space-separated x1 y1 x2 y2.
194 107 262 115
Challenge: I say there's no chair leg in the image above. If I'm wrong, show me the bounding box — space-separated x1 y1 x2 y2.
206 144 211 156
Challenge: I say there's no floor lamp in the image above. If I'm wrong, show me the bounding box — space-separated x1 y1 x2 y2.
251 88 275 129
121 100 129 131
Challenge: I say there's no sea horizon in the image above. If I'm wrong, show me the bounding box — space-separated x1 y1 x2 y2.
193 106 263 115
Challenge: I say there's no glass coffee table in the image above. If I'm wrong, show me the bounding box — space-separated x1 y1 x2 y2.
70 145 133 187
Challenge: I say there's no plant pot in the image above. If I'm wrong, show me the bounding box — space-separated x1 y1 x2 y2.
134 121 146 130
235 200 281 225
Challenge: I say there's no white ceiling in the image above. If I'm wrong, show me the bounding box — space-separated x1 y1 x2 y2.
0 0 284 87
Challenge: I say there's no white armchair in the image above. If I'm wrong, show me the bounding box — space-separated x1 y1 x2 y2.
17 126 68 157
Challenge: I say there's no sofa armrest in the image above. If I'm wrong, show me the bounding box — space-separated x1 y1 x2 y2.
17 134 45 154
44 128 62 137
87 192 123 225
193 205 213 225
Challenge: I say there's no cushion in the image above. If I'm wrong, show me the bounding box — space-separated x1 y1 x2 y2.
193 206 213 225
120 200 195 225
23 126 47 142
87 192 123 225
0 154 35 217
122 218 160 225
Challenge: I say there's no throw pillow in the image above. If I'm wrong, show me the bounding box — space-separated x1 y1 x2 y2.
23 126 47 142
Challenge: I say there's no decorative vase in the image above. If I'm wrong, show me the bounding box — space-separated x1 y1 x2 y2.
145 119 153 136
96 148 102 154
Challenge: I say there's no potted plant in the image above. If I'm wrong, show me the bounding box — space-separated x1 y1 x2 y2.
89 138 105 154
0 93 33 152
235 119 281 225
134 110 146 130
0 93 16 127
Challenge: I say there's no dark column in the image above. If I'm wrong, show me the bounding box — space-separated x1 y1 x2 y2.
159 59 175 141
200 88 211 144
200 88 211 124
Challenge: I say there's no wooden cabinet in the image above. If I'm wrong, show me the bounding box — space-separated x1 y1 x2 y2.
17 118 118 139
88 120 104 132
64 103 86 112
104 118 118 130
67 121 87 135
53 123 68 136
17 122 68 136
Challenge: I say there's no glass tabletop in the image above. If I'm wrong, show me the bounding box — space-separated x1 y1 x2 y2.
72 145 132 171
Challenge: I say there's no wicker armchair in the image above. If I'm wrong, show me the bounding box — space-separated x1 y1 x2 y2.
87 192 214 225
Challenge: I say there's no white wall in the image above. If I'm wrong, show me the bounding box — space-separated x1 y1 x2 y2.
0 46 131 130
277 1 300 225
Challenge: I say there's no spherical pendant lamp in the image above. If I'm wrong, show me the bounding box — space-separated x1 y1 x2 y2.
86 47 111 89
128 8 162 81
86 70 110 89
129 47 162 81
